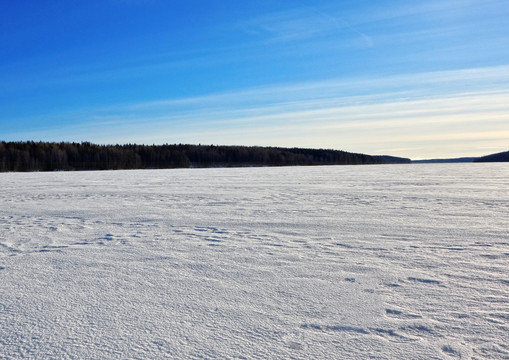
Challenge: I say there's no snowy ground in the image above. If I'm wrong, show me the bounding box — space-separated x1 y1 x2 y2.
1 164 508 359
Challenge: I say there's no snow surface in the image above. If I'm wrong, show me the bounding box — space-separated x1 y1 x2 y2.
1 164 508 359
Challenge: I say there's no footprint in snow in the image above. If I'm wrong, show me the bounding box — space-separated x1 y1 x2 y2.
407 277 441 285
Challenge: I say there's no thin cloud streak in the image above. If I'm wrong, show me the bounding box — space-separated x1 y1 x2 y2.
240 6 373 47
106 64 509 118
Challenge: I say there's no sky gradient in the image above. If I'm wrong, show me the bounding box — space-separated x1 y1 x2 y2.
1 0 508 159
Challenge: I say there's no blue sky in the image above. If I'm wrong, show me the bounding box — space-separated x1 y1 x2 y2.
1 0 508 159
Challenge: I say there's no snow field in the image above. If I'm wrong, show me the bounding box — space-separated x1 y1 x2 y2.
1 164 508 359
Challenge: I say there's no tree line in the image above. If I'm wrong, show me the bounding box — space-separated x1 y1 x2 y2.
0 141 410 172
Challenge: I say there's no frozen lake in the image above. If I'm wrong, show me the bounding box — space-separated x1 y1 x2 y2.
1 164 508 359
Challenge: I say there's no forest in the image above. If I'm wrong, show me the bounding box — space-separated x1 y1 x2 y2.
474 150 509 163
0 141 410 172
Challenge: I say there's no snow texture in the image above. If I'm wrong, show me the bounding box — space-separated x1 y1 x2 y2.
1 164 508 359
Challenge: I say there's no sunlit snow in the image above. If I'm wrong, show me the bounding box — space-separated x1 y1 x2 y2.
1 164 508 359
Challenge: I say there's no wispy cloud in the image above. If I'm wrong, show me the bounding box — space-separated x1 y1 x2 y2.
236 0 488 49
7 65 508 159
239 6 373 47
241 8 337 42
3 0 505 98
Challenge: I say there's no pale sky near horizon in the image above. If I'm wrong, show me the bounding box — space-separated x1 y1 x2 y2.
1 0 508 159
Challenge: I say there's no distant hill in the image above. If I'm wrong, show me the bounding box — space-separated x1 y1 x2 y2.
373 155 412 164
412 157 477 163
474 150 509 162
0 141 411 172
